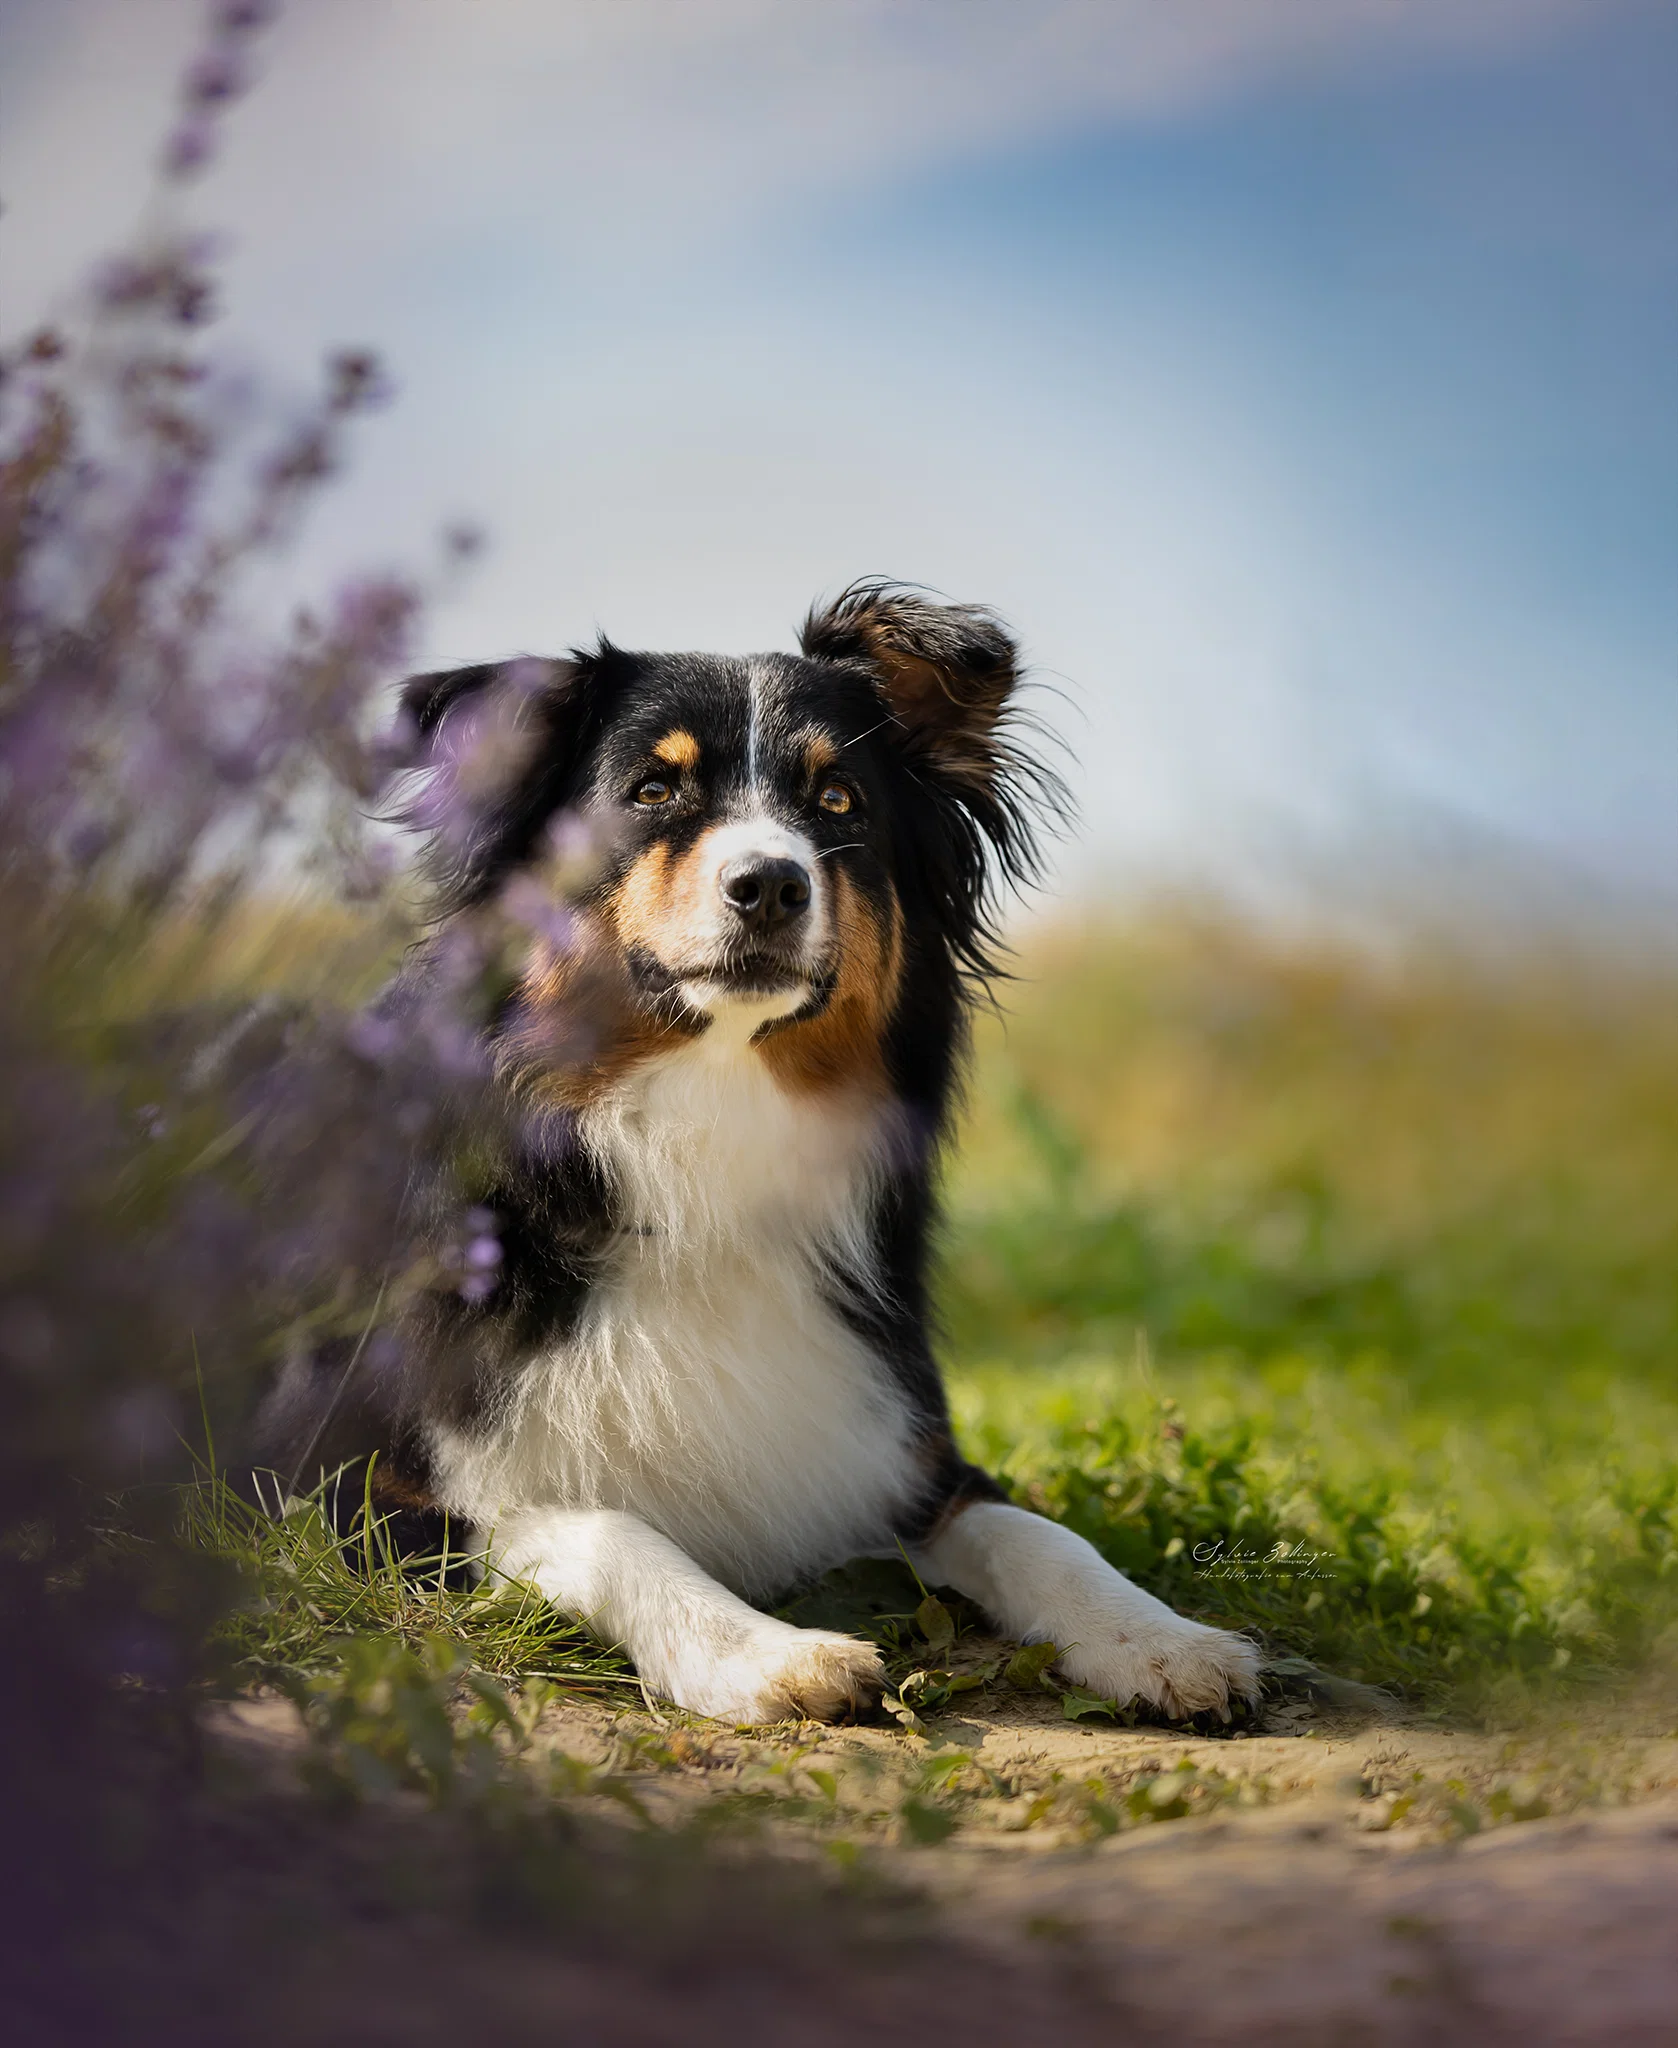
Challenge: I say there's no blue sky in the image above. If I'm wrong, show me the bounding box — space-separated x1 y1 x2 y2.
6 0 1675 915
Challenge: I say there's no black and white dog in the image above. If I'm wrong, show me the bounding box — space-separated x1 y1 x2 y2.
263 582 1259 1724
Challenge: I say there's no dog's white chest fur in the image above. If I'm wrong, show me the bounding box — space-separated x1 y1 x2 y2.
432 1007 920 1599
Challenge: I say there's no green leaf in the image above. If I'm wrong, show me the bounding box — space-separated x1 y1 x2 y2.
1004 1640 1059 1689
883 1693 929 1736
595 1778 651 1825
462 1669 520 1732
1083 1796 1120 1836
915 1594 956 1653
897 1667 954 1715
901 1797 958 1845
1060 1686 1118 1721
917 1748 968 1787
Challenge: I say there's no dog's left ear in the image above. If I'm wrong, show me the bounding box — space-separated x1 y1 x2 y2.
800 581 1018 792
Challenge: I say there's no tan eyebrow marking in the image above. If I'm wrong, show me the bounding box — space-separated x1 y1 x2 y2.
800 729 839 779
651 729 700 771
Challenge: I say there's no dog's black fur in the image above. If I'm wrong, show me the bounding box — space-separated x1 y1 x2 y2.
259 582 1064 1587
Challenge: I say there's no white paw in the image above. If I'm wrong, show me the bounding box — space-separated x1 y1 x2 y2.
671 1624 886 1725
1058 1617 1262 1720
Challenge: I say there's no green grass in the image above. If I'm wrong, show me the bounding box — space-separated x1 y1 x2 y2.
949 1356 1678 1716
183 907 1678 1739
182 1471 634 1742
933 909 1678 1718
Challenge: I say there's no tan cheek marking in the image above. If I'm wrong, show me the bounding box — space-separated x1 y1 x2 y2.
498 910 694 1110
762 868 903 1095
608 834 722 969
652 729 700 771
661 835 721 961
611 844 672 954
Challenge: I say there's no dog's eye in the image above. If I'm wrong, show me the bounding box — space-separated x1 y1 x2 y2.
633 778 673 807
817 783 853 815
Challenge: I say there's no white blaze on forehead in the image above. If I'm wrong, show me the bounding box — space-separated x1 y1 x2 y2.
746 666 762 792
742 655 796 799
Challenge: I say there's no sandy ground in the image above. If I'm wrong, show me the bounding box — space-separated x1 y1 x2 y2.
197 1652 1678 2047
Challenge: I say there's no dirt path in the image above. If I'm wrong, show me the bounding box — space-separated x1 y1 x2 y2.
203 1656 1678 2045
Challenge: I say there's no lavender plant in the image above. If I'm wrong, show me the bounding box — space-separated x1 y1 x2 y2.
0 0 610 1821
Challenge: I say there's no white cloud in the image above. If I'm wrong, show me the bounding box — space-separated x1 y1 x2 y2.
2 0 1666 908
4 0 1607 316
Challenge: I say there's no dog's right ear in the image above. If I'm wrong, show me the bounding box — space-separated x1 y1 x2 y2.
391 653 605 908
399 661 506 741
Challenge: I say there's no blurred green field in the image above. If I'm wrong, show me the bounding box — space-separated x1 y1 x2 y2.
939 907 1678 1716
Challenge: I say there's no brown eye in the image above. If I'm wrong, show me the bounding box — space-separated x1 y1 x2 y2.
818 783 853 815
633 778 673 807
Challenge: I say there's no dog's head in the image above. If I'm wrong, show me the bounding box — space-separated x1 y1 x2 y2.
396 582 1060 1099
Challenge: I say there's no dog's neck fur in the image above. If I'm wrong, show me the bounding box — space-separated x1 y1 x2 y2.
579 1001 889 1257
430 1025 920 1599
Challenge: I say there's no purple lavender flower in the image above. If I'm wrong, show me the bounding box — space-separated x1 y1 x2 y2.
183 50 247 108
0 0 597 1814
162 118 217 178
498 873 577 953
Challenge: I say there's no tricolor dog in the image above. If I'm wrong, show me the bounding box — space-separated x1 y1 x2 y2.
262 583 1260 1724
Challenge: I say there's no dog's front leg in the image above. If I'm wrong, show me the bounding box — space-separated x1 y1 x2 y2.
916 1501 1261 1719
493 1507 883 1724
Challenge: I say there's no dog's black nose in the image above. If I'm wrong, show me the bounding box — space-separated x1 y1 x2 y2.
719 855 811 931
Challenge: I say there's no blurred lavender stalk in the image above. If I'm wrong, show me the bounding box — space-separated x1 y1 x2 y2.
0 0 579 1799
